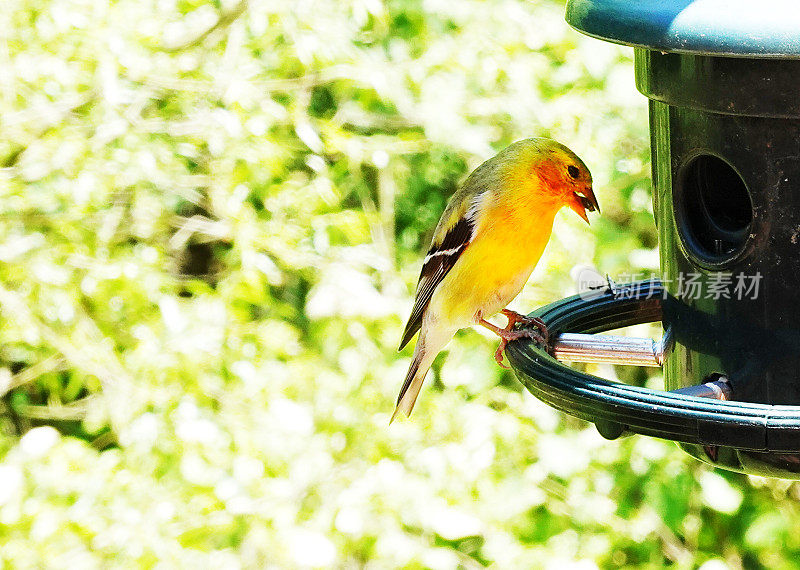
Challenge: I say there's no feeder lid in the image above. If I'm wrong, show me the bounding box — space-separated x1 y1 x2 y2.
566 0 800 58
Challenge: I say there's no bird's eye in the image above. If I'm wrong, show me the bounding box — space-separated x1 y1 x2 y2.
567 165 580 180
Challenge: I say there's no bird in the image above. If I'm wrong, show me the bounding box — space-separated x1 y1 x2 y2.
392 138 599 422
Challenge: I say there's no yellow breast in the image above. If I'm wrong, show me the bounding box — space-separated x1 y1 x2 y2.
431 199 558 327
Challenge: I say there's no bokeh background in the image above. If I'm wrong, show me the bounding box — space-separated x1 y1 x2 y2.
1 0 799 568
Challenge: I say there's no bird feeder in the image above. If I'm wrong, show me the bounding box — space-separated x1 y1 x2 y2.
508 0 800 478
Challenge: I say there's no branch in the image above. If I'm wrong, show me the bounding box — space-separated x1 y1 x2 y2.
163 0 248 52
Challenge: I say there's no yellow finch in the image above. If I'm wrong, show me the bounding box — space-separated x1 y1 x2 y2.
393 138 598 421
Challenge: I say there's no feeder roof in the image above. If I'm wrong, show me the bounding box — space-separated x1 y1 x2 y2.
566 0 800 58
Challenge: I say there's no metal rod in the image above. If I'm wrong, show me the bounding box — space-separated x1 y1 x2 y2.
553 332 666 367
670 378 732 400
551 329 732 401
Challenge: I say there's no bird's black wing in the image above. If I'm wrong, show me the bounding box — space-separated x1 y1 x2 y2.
398 216 474 350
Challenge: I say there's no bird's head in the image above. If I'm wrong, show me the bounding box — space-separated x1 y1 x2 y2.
512 138 600 224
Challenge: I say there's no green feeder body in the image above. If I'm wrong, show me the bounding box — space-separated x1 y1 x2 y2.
566 0 800 476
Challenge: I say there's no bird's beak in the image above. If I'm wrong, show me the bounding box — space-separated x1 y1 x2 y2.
569 186 600 224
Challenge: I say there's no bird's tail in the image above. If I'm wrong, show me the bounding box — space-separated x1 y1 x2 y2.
390 325 453 423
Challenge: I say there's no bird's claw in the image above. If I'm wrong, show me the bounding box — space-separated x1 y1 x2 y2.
500 309 549 344
482 309 551 368
493 326 548 368
495 343 511 369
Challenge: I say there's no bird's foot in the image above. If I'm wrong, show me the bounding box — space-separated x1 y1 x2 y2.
491 328 548 368
494 340 510 369
480 310 549 368
500 309 549 344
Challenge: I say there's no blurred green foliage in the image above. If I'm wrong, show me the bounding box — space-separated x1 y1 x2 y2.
0 0 799 568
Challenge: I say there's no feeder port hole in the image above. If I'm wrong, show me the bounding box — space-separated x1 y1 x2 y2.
675 154 753 265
